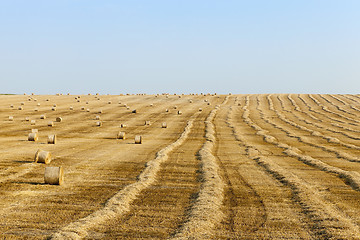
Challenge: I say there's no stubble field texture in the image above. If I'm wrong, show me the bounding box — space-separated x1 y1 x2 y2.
1 93 360 239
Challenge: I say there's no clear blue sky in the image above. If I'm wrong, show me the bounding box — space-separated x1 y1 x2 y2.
0 0 359 94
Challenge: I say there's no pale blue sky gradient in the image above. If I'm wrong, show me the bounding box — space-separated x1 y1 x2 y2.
1 1 359 94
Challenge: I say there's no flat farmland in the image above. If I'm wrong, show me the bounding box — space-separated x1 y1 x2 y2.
1 93 360 239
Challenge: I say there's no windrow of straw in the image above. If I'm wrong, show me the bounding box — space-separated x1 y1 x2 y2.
172 96 229 239
51 111 200 240
233 96 360 238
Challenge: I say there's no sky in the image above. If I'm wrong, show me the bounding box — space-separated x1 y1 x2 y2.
0 0 359 94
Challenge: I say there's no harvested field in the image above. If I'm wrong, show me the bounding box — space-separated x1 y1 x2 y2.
1 93 360 239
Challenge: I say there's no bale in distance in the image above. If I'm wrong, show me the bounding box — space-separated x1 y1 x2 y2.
165 109 169 112
18 106 23 110
70 106 74 110
10 104 13 108
44 166 64 185
120 123 127 128
48 121 54 127
28 132 38 141
98 109 103 113
9 116 14 121
135 135 142 144
95 115 101 120
35 149 51 164
145 120 151 125
81 107 85 110
47 135 57 144
37 103 40 106
117 131 126 139
25 117 30 121
126 106 130 110
108 101 112 104
53 104 57 107
51 107 56 111
20 102 25 105
31 120 36 125
31 129 38 133
96 121 102 126
34 108 38 111
132 109 137 113
162 122 167 128
86 109 90 112
177 110 182 115
40 115 46 119
199 108 203 111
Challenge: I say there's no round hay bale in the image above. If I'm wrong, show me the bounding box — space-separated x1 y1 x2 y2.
31 120 36 125
117 131 126 139
81 106 85 110
199 108 203 111
177 110 182 115
96 121 102 126
135 135 142 144
10 104 13 108
48 121 54 127
77 100 80 102
189 100 193 103
204 99 208 102
86 101 89 104
53 104 57 107
28 132 38 141
174 106 177 109
31 129 38 133
46 99 50 101
40 115 46 119
51 107 56 111
37 103 40 106
98 109 103 113
95 115 100 120
34 99 37 101
120 123 127 128
132 109 137 113
165 109 169 112
25 117 30 121
44 166 64 185
56 117 62 122
207 102 211 105
18 106 23 110
145 120 151 125
86 109 90 112
150 104 153 107
9 116 14 121
108 101 112 104
123 104 127 107
47 135 57 144
162 122 167 128
34 149 51 164
34 108 38 111
70 106 74 110
20 102 25 105
126 106 130 110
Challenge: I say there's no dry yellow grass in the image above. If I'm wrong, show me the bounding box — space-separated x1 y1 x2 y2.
0 93 360 239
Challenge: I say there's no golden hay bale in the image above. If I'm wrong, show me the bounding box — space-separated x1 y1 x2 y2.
48 121 54 127
18 106 23 110
47 135 57 144
199 108 203 111
117 131 126 139
135 135 142 144
207 102 211 105
81 106 85 110
132 109 137 113
46 99 50 101
56 117 62 122
37 103 40 106
10 104 13 108
108 101 112 104
98 109 103 113
34 98 37 101
174 106 177 109
28 132 38 141
86 101 89 104
70 106 74 110
120 123 127 128
77 100 80 102
189 100 193 103
25 117 30 121
177 110 182 115
126 106 130 110
20 102 25 105
31 120 36 125
44 166 64 185
96 121 102 126
35 149 51 164
204 99 208 102
150 104 153 107
165 109 169 112
9 116 14 121
40 115 46 119
31 129 38 133
53 104 57 107
178 95 181 98
34 108 38 111
162 122 167 128
145 120 151 125
51 107 56 111
86 109 90 112
95 115 100 120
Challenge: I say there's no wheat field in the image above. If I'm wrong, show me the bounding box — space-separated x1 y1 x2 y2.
1 93 360 239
